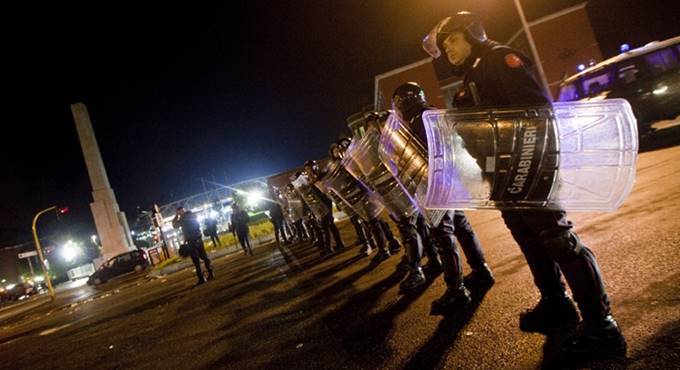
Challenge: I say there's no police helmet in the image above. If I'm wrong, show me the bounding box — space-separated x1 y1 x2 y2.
329 143 341 159
363 111 385 123
337 137 351 149
303 160 319 175
392 82 428 120
423 11 487 59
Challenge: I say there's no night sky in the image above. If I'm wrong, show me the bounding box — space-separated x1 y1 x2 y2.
2 0 677 245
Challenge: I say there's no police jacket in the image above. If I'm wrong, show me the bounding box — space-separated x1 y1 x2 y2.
268 202 284 222
453 41 562 203
230 210 250 234
405 107 432 150
175 211 202 240
204 217 218 234
454 41 550 108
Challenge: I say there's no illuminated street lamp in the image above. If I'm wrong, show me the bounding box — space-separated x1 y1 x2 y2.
31 206 68 301
61 240 82 263
246 190 263 207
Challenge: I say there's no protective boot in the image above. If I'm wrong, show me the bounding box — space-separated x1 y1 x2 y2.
422 258 442 276
371 248 391 263
430 284 471 315
464 263 494 289
400 267 426 292
519 295 579 333
556 315 627 363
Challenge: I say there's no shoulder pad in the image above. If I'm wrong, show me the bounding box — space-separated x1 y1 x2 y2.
488 46 529 69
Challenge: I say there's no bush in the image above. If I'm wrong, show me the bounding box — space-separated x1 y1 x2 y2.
154 255 182 270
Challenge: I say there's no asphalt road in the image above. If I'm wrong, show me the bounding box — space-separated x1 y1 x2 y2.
1 128 678 370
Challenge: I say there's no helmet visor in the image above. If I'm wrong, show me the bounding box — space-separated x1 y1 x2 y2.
422 28 441 59
422 17 450 59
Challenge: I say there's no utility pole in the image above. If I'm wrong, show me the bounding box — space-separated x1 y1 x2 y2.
513 0 552 100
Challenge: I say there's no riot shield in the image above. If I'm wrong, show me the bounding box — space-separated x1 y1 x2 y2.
343 128 418 220
284 187 304 221
379 115 446 227
422 99 638 211
292 174 331 220
312 172 356 218
274 191 294 224
321 159 384 222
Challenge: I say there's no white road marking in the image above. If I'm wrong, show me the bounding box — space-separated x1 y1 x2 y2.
38 323 72 336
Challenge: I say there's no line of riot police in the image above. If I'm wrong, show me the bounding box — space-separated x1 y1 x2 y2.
266 10 630 365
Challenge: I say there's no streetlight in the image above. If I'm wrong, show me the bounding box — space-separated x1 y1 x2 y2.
246 190 263 207
61 240 82 263
31 206 68 301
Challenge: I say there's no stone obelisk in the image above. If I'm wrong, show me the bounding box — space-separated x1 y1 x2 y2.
71 103 133 263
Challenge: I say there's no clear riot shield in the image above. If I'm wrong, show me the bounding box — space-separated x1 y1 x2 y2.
423 99 638 211
284 188 304 221
379 115 447 227
343 129 418 219
312 173 356 217
275 192 294 224
292 174 331 220
321 159 384 222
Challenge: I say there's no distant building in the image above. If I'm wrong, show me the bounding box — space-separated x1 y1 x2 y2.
505 2 601 96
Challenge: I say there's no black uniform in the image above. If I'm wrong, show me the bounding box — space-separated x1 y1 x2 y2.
231 208 253 255
174 210 213 283
455 41 613 326
424 11 625 360
204 217 221 247
404 105 490 293
268 201 288 245
310 182 345 253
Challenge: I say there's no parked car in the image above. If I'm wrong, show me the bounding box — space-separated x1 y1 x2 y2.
87 250 150 286
557 35 680 131
0 282 39 302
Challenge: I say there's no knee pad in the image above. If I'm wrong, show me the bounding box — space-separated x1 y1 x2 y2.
434 235 456 254
541 229 582 262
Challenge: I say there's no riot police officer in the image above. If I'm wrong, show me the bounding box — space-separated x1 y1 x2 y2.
422 11 626 360
302 161 346 254
173 207 214 285
285 183 308 242
332 139 399 261
392 83 493 314
360 111 431 290
329 143 373 255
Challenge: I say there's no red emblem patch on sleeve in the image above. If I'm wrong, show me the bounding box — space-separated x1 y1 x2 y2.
505 53 523 68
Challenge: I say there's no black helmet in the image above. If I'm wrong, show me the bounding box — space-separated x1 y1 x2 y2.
329 143 341 159
392 82 428 121
303 160 319 175
423 11 487 59
337 137 351 149
303 160 316 167
363 110 388 123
